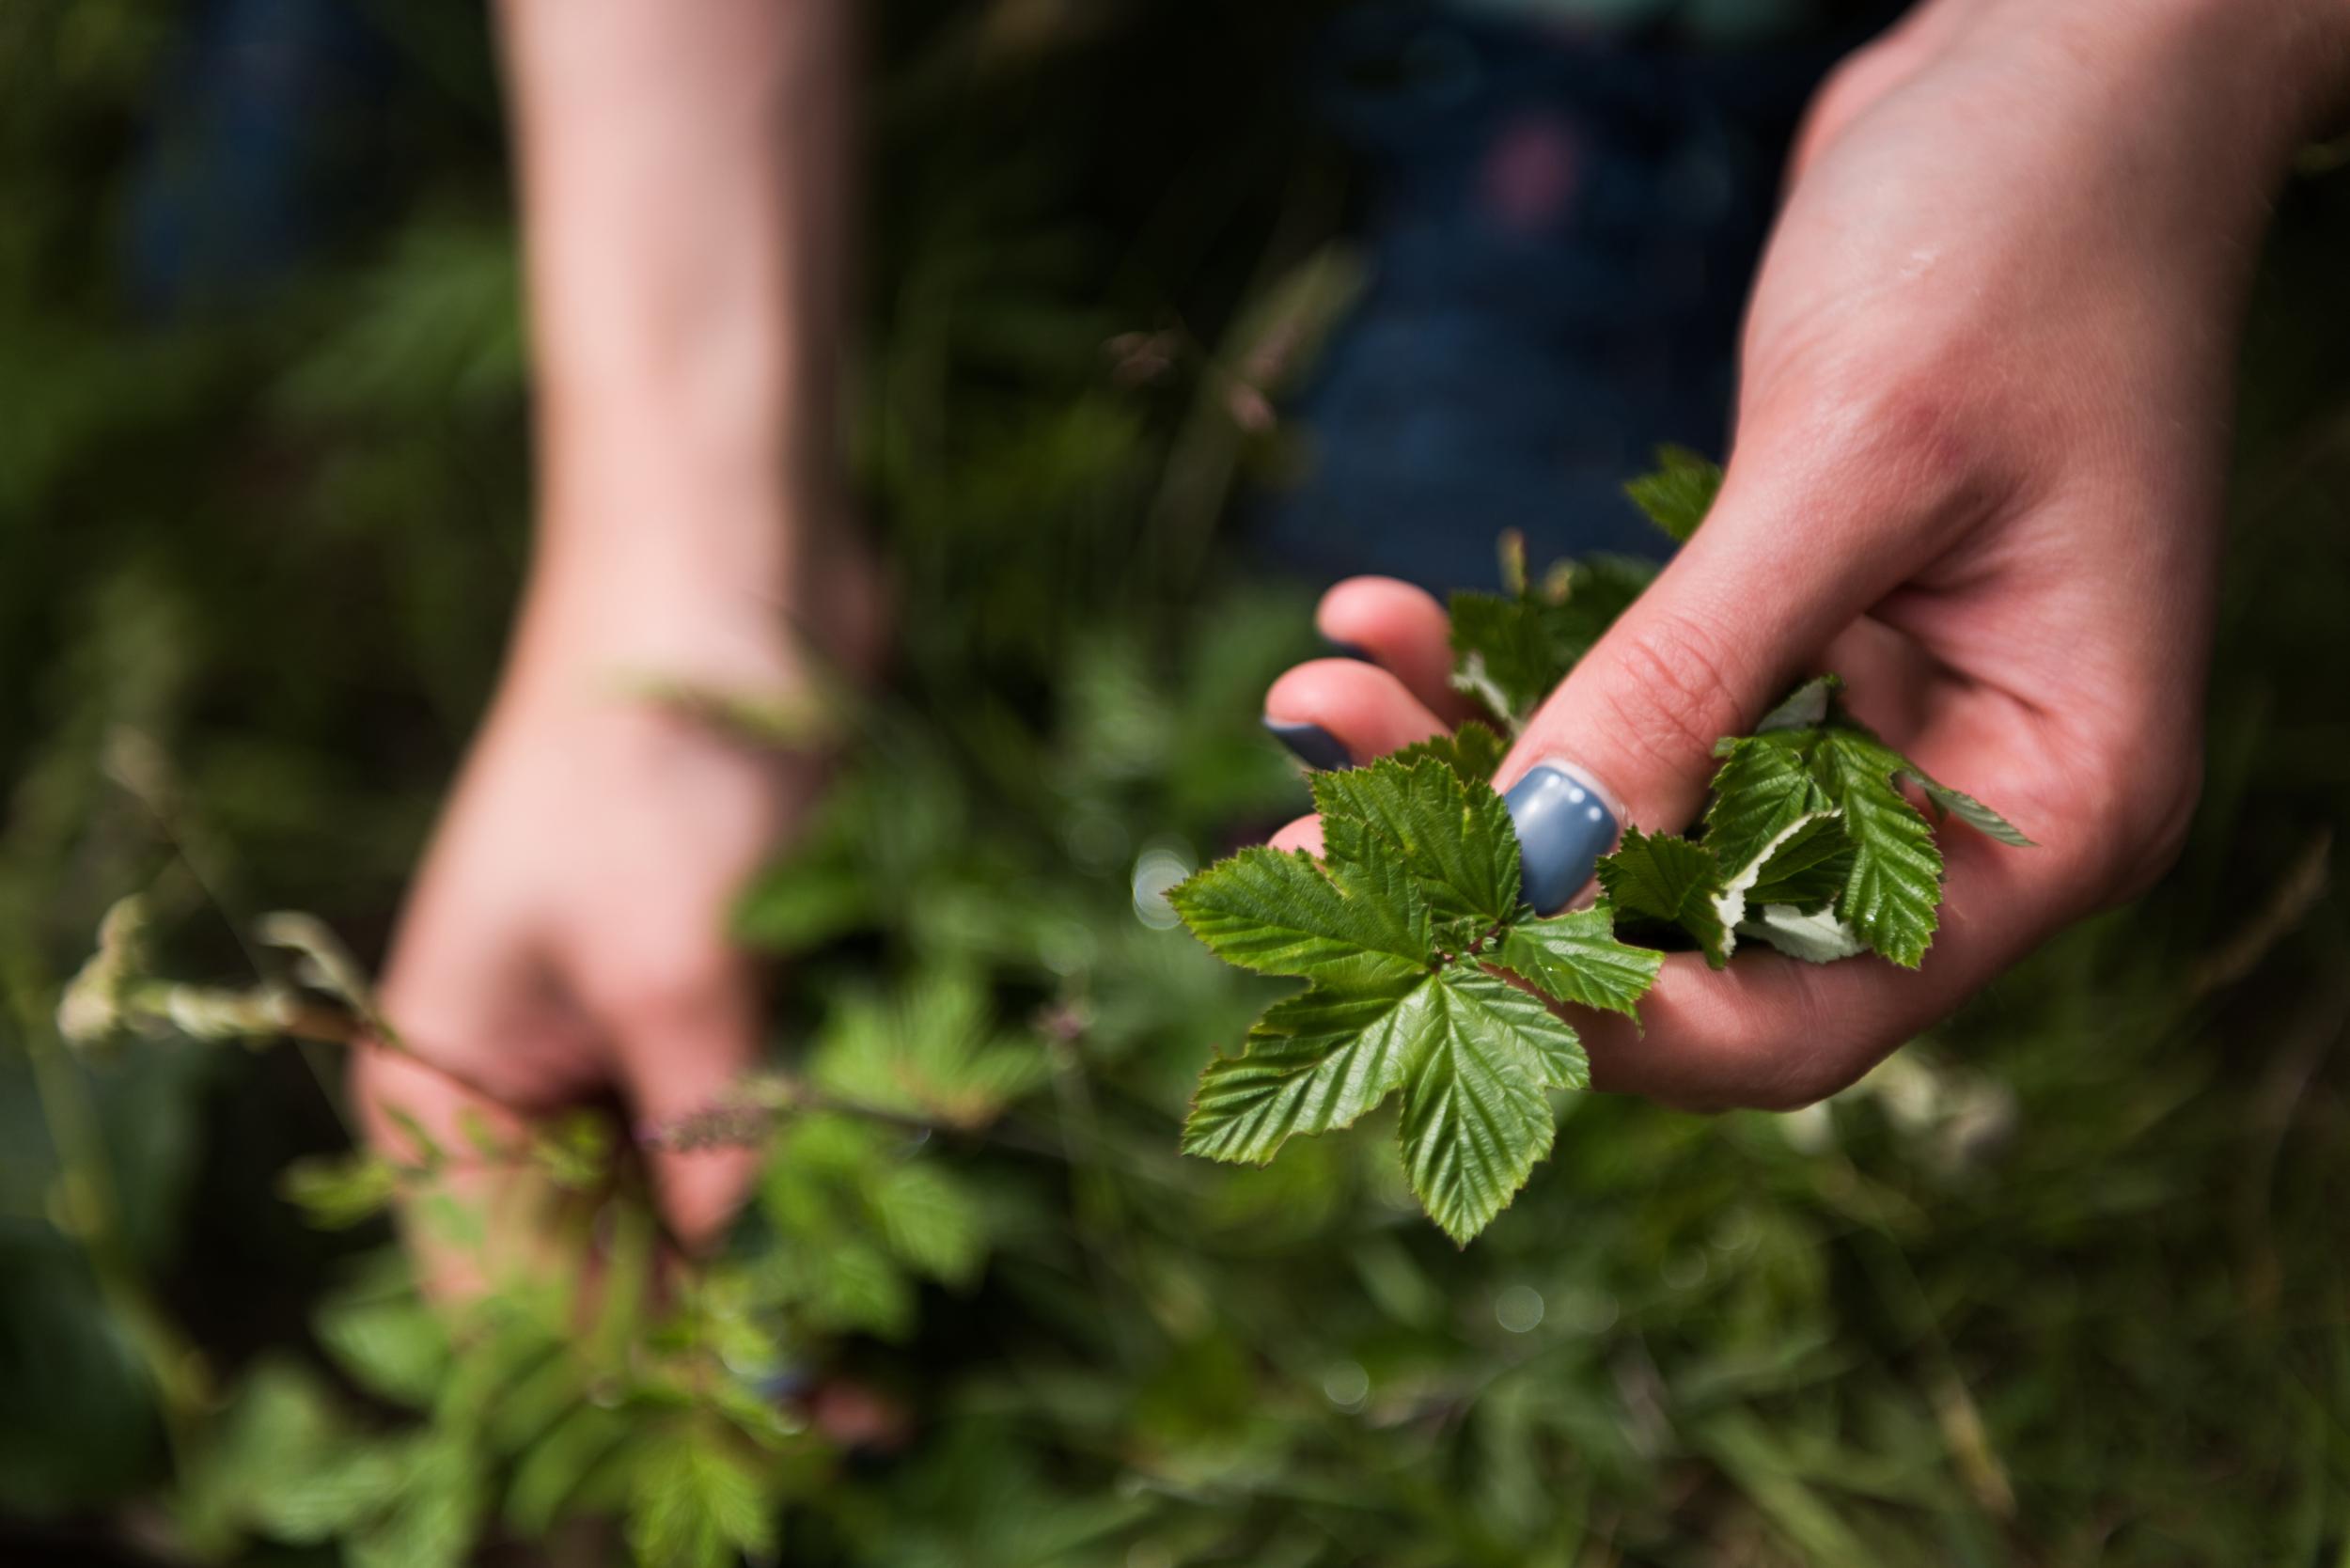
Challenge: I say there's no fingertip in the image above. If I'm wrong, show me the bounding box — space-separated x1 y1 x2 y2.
1314 577 1475 721
1264 659 1448 760
645 1143 763 1256
1268 813 1324 857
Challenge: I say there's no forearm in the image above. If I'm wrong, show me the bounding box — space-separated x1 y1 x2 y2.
495 0 852 670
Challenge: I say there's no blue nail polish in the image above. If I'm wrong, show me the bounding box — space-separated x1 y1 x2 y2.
1264 719 1353 772
1322 637 1375 664
1504 764 1620 913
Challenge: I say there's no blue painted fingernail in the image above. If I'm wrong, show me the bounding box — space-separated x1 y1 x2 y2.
1264 719 1353 771
1503 762 1620 913
1322 637 1375 663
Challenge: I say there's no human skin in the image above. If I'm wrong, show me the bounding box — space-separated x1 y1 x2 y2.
1262 0 2350 1111
352 0 870 1282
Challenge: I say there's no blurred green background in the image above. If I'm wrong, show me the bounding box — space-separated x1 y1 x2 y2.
6 2 2350 1564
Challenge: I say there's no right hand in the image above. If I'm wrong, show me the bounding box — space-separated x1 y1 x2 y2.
1256 0 2342 1112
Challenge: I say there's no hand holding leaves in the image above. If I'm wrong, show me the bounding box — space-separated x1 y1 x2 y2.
1194 450 2040 1242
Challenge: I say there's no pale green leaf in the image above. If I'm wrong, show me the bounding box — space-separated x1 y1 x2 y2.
1740 904 1868 964
1713 811 1838 937
867 1161 985 1287
315 1293 450 1408
624 1425 778 1568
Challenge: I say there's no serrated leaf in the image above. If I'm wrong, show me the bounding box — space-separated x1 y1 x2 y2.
1398 969 1574 1245
1823 731 1944 966
348 1435 484 1568
505 1403 630 1537
810 972 1044 1130
1183 976 1430 1163
1313 757 1519 924
315 1292 450 1407
624 1425 778 1568
278 1152 401 1231
1389 719 1509 785
1495 905 1662 1019
1596 826 1731 967
867 1161 985 1287
1623 444 1722 542
1712 811 1836 937
1168 845 1430 987
1744 812 1854 911
1703 736 1831 875
1753 674 1842 733
1907 770 2034 846
1448 590 1557 724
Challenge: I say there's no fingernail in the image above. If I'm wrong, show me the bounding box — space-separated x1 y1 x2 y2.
1503 761 1620 913
1321 636 1375 663
1264 718 1353 771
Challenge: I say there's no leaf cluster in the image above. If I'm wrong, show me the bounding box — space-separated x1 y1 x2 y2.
1598 675 2030 969
1171 753 1660 1242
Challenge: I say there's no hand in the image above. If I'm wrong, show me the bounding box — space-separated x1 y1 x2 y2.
353 549 868 1291
1259 0 2347 1110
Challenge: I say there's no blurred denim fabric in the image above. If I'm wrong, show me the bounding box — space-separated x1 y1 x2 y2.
1252 6 1874 589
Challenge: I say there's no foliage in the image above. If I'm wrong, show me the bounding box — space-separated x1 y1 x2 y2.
6 3 2350 1566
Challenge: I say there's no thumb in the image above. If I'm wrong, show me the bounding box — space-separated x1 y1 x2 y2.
1495 461 1910 911
607 959 768 1253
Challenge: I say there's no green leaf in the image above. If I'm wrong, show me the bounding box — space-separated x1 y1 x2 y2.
315 1291 451 1408
1623 444 1723 542
1399 968 1577 1245
505 1403 630 1537
1168 845 1430 987
1448 590 1558 724
1388 719 1509 785
1313 756 1519 924
1743 812 1854 912
1183 976 1430 1164
1822 730 1945 967
277 1152 400 1231
1907 768 2034 847
867 1160 986 1287
624 1424 778 1568
1753 673 1841 733
809 972 1045 1129
1703 736 1831 876
1713 811 1839 937
1495 905 1663 1019
348 1435 484 1568
1596 826 1731 967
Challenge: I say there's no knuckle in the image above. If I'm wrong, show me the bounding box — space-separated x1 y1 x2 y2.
594 943 743 1031
1593 611 1748 779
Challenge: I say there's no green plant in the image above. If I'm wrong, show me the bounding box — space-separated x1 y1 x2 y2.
1170 454 2029 1242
